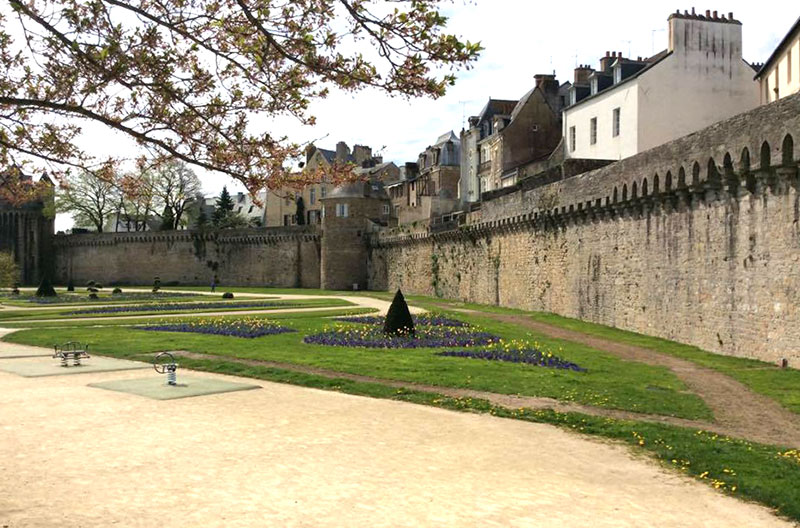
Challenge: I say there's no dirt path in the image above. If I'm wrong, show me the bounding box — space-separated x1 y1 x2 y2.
433 307 800 448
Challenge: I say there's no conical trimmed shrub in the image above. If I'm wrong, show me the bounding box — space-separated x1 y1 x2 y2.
383 289 415 337
35 276 57 297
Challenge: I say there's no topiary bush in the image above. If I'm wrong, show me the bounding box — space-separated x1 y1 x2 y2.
222 292 234 299
35 276 57 297
112 287 123 295
88 292 99 300
95 283 103 289
152 276 161 293
66 279 75 292
11 286 20 295
87 287 99 293
383 289 415 337
86 280 96 288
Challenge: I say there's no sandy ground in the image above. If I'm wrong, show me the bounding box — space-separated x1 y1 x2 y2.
0 356 793 527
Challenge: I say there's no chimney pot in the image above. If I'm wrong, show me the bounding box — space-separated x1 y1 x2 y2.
729 12 733 20
691 7 696 15
705 10 710 17
605 51 610 57
684 9 689 15
713 10 718 19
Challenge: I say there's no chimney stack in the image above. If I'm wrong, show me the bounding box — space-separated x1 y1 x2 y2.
335 141 350 162
573 64 594 84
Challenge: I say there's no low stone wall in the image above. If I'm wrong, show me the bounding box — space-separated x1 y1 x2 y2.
53 226 321 288
368 94 800 365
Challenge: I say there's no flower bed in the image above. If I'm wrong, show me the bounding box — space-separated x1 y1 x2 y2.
437 343 586 372
136 318 295 338
334 314 469 327
0 292 198 305
69 300 297 315
304 325 498 349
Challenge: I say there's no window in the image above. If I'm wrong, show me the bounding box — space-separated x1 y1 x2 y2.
336 203 349 217
590 117 597 145
320 186 327 198
612 107 621 137
613 66 622 84
309 187 316 205
569 126 576 152
590 77 598 95
382 204 390 215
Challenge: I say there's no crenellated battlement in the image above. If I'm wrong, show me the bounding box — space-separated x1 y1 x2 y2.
373 92 799 247
53 225 319 248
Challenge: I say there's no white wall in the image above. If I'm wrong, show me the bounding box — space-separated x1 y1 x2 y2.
639 17 759 152
759 33 800 104
563 81 639 160
564 15 759 161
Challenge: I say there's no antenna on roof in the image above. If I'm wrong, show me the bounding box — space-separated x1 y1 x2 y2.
458 100 467 129
651 28 665 55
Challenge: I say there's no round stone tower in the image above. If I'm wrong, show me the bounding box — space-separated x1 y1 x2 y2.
320 181 391 291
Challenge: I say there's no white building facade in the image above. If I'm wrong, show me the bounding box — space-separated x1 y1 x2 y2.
563 9 760 161
756 16 800 104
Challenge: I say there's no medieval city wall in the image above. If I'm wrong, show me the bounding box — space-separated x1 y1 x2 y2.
368 94 800 364
52 226 321 288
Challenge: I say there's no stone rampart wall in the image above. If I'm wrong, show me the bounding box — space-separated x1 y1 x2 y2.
369 94 800 364
53 226 321 288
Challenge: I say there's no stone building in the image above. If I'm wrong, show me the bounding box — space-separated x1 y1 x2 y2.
460 99 518 201
206 141 398 228
0 175 54 284
755 15 800 103
497 74 570 187
388 132 461 224
563 9 759 161
319 180 393 290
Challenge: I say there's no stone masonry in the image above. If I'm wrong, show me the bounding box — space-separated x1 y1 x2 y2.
368 93 800 365
53 226 320 288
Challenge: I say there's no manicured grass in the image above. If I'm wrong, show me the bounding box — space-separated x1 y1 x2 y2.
0 291 211 307
527 312 800 415
0 307 377 329
0 298 351 321
3 310 712 420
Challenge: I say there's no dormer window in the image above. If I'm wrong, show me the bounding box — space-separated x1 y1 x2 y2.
569 88 577 105
613 65 622 84
590 77 598 95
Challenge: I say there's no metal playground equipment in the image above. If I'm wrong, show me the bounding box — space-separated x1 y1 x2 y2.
53 342 90 367
153 352 179 385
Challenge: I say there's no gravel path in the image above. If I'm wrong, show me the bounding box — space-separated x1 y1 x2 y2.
0 359 793 527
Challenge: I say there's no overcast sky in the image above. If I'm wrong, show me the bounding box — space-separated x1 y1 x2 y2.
54 1 799 230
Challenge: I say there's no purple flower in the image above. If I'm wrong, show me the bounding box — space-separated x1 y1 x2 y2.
436 348 587 372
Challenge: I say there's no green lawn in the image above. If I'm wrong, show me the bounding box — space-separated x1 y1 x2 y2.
0 297 351 321
3 309 711 420
525 312 800 415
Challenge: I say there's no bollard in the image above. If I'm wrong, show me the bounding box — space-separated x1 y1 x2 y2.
153 352 179 386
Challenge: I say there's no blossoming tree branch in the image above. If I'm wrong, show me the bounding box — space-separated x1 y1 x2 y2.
0 0 481 203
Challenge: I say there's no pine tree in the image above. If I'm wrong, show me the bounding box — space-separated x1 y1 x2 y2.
384 289 415 337
212 186 234 227
160 206 175 231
